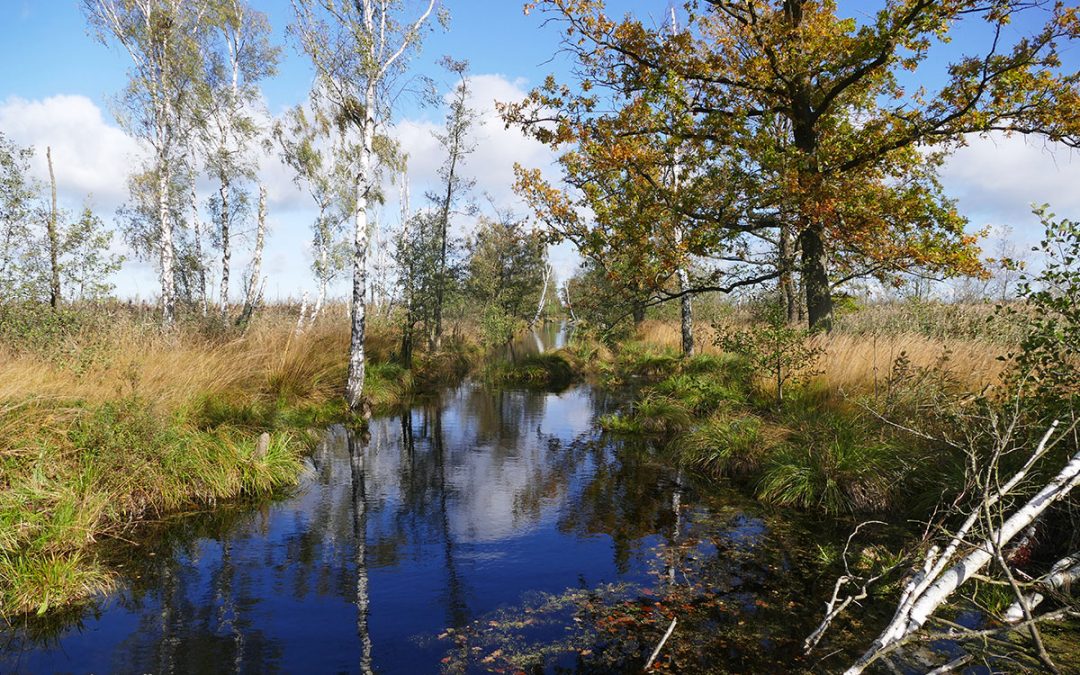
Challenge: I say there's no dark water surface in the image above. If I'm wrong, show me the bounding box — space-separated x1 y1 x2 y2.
2 373 846 673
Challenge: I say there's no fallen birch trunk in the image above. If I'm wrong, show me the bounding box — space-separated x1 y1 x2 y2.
1003 552 1080 623
828 421 1080 674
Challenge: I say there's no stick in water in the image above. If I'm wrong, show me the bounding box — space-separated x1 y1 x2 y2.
645 617 677 670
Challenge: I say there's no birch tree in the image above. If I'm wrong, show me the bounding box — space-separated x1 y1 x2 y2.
0 134 36 299
290 0 440 411
238 184 267 325
428 58 477 350
196 0 278 320
45 148 62 309
272 100 352 327
665 8 693 356
84 0 209 326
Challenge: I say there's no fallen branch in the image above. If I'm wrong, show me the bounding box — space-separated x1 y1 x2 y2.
926 654 972 675
1004 552 1080 623
644 617 677 670
841 421 1078 674
805 521 886 653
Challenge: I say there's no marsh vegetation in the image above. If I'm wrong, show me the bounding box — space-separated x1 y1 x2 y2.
3 0 1080 673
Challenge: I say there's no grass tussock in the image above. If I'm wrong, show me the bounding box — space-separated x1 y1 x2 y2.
673 413 768 476
600 319 959 516
0 396 306 617
756 410 902 515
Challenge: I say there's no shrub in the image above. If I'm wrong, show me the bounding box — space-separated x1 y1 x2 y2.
715 297 822 404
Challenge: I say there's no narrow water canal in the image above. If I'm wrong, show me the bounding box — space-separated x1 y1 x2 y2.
2 341 848 673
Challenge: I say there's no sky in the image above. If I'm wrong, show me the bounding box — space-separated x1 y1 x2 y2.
2 0 1080 302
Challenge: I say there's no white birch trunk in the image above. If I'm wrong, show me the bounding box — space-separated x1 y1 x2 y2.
295 291 309 336
242 185 267 316
218 175 231 319
1004 552 1080 622
312 262 327 328
158 149 176 326
669 9 693 357
844 430 1080 675
676 251 693 356
190 171 207 316
531 262 550 328
344 84 375 411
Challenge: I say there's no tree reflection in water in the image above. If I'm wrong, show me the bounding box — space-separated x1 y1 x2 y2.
1 381 847 674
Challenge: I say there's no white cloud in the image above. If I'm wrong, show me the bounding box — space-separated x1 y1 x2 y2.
0 94 144 213
941 132 1080 250
0 78 568 300
391 73 571 277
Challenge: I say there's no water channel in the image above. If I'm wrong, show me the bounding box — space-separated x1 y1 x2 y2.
2 327 856 673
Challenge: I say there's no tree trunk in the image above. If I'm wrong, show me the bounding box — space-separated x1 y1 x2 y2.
345 86 374 412
678 271 694 357
1004 553 1080 623
564 285 577 322
673 224 693 355
190 171 207 316
346 429 374 675
431 152 457 352
46 147 61 309
633 302 645 326
218 173 231 320
158 151 176 327
310 206 329 326
779 221 798 324
531 263 550 328
239 185 266 325
801 222 833 331
294 291 309 335
843 426 1080 675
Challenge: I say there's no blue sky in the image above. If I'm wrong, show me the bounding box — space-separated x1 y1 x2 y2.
2 1 1080 301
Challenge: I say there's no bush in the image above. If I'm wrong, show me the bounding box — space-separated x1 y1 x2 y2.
715 298 822 404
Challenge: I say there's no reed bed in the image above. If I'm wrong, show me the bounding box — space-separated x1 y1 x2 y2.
633 314 1008 393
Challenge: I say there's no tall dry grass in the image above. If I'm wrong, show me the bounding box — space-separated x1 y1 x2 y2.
0 303 418 413
0 304 409 617
633 316 1007 394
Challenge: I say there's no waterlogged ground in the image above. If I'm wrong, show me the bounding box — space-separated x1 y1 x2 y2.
1 375 868 673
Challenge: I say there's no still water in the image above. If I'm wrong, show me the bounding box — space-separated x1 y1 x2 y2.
1 354 845 673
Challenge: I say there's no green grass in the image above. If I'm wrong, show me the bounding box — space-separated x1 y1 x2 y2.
756 412 901 515
600 393 693 436
0 396 311 618
674 413 766 476
364 361 416 410
653 373 745 415
620 344 680 377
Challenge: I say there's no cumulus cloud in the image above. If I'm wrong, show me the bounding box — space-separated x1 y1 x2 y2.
0 77 565 298
393 74 556 211
0 94 144 213
391 73 570 275
941 132 1080 249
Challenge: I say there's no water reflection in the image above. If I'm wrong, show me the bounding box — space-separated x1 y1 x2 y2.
505 320 572 362
1 380 839 673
